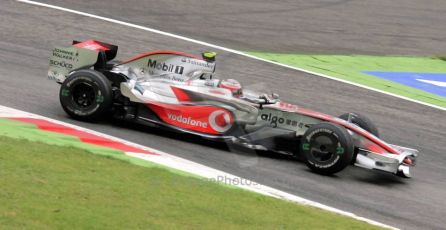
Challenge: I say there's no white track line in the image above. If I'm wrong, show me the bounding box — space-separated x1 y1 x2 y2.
0 105 397 229
17 0 446 112
13 1 403 228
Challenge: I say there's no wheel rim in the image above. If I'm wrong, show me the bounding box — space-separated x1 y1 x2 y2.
71 82 96 109
308 133 339 164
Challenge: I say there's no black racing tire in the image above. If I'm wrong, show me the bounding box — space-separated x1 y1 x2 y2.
339 112 379 137
301 122 354 175
59 70 112 121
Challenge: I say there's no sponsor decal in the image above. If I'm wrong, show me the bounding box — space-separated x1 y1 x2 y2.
208 89 227 95
80 44 104 51
336 147 345 155
60 89 70 97
167 113 208 128
310 155 340 168
52 48 78 61
260 113 303 128
204 80 219 87
50 60 73 69
304 128 341 168
152 74 186 82
277 102 299 110
96 95 105 103
305 128 338 141
147 103 233 134
181 57 214 69
148 59 184 74
74 40 110 51
208 110 233 133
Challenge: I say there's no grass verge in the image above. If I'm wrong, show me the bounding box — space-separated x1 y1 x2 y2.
247 53 446 108
0 136 382 229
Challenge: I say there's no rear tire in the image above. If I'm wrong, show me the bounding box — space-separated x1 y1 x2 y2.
339 112 379 137
59 70 112 121
301 122 354 175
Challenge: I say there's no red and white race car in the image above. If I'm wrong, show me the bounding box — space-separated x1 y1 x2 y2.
48 40 418 177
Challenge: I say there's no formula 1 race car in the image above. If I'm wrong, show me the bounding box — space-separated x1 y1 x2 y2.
48 40 418 177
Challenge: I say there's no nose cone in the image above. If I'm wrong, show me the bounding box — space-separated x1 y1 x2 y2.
397 165 412 178
403 157 413 165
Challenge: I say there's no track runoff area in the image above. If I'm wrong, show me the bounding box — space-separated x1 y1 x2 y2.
11 0 446 229
0 106 394 229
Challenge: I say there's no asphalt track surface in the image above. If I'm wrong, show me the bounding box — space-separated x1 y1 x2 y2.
1 0 446 229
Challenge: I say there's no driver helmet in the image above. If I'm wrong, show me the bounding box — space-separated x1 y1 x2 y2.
219 79 242 97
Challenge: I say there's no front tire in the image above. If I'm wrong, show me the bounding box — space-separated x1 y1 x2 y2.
59 70 113 121
301 122 354 175
339 112 379 137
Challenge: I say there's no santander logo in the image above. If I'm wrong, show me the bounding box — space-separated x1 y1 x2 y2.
208 110 233 133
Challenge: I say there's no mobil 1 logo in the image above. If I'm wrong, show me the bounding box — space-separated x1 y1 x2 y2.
148 59 184 74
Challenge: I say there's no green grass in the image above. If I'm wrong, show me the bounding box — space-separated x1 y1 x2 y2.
247 53 446 108
0 136 382 229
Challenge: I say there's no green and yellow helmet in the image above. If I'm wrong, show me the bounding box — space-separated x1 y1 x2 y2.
202 51 217 62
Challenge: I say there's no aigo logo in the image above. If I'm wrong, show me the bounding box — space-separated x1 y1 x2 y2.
208 110 233 133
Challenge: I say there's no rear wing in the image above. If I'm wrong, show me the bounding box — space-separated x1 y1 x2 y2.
48 40 118 83
72 40 118 61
